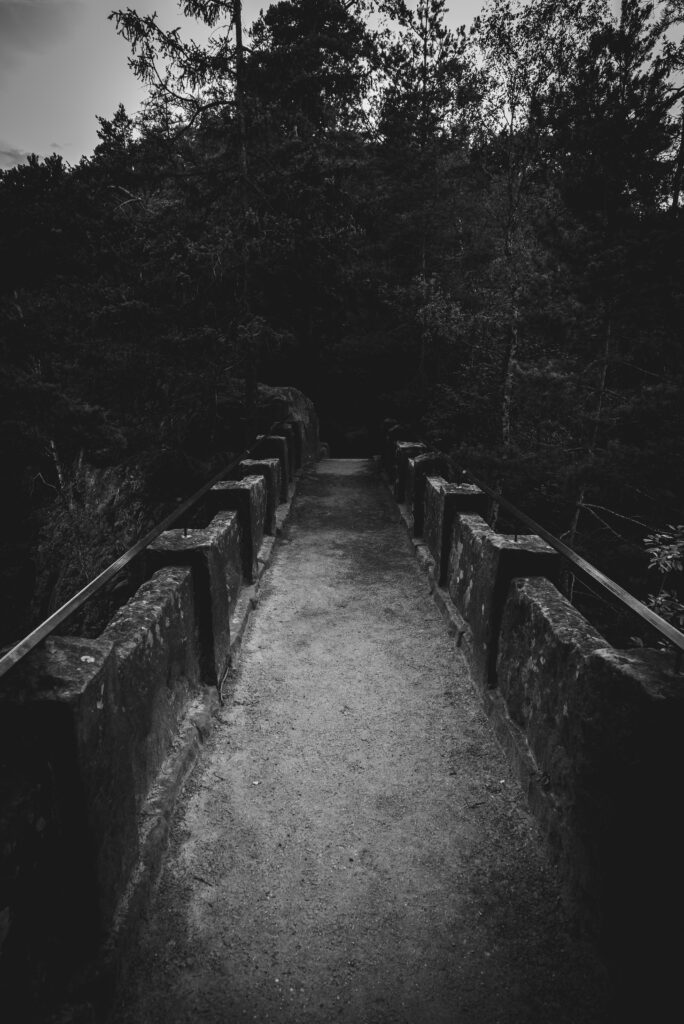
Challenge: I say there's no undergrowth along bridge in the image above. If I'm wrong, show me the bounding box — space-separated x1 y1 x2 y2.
0 389 681 1023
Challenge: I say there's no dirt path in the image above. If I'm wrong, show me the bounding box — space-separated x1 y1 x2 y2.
110 459 612 1024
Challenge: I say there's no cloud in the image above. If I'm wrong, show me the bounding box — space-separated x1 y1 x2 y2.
0 1 81 69
0 138 30 169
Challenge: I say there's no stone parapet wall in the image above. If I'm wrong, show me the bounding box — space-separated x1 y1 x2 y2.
256 384 319 467
147 512 242 687
207 477 267 583
98 568 201 837
424 478 488 586
0 386 318 1011
448 514 559 690
0 563 203 950
393 442 426 502
379 422 682 973
254 435 291 501
236 459 282 535
405 452 452 537
497 577 684 927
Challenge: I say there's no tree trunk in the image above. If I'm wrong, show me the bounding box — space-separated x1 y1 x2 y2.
563 319 611 601
49 440 67 495
500 310 518 451
233 0 258 445
234 0 248 186
420 1 429 152
487 308 518 530
671 101 684 216
244 325 259 446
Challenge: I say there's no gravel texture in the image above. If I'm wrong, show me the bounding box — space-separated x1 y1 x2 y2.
109 459 613 1024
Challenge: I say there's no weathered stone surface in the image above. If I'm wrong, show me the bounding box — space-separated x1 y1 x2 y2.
496 577 608 904
405 453 452 537
254 435 290 501
394 442 426 502
447 514 558 689
424 479 488 585
497 576 684 963
207 476 267 582
100 568 201 834
497 577 606 772
256 384 319 464
237 458 281 535
0 567 201 940
0 636 118 985
147 512 242 686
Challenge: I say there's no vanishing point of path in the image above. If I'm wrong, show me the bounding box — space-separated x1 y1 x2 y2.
111 460 612 1024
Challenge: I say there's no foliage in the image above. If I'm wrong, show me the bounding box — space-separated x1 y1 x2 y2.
377 1 472 146
645 524 684 575
1 0 684 648
643 524 684 631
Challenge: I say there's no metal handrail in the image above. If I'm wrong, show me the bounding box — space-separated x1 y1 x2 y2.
0 423 283 680
463 469 684 659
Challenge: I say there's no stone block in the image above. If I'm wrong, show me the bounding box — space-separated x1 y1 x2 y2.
207 476 267 582
0 566 201 933
405 452 452 536
497 577 607 783
253 434 290 501
424 479 489 585
497 575 684 958
447 514 559 689
237 458 281 535
99 568 201 828
394 442 426 502
147 512 242 686
0 636 118 969
256 384 319 464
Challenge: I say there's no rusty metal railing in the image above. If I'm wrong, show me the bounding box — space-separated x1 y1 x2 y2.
0 424 283 681
463 469 684 665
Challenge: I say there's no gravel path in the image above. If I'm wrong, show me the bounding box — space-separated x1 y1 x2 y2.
110 459 612 1024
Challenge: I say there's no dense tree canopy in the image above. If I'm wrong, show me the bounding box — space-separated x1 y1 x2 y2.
1 0 683 646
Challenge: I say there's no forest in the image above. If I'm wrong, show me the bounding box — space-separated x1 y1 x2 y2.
1 0 683 652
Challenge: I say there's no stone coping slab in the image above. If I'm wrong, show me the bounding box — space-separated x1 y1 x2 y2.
147 512 242 687
405 453 452 536
99 567 202 826
237 458 281 535
254 435 290 501
0 566 201 945
447 514 559 690
207 476 267 583
424 478 489 585
393 441 426 502
497 575 684 971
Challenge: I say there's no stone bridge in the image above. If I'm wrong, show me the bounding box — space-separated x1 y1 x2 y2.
0 391 681 1023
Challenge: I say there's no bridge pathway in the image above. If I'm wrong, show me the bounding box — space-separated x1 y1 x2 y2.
111 460 611 1024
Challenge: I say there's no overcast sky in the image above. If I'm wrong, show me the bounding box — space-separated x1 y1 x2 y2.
0 1 621 171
